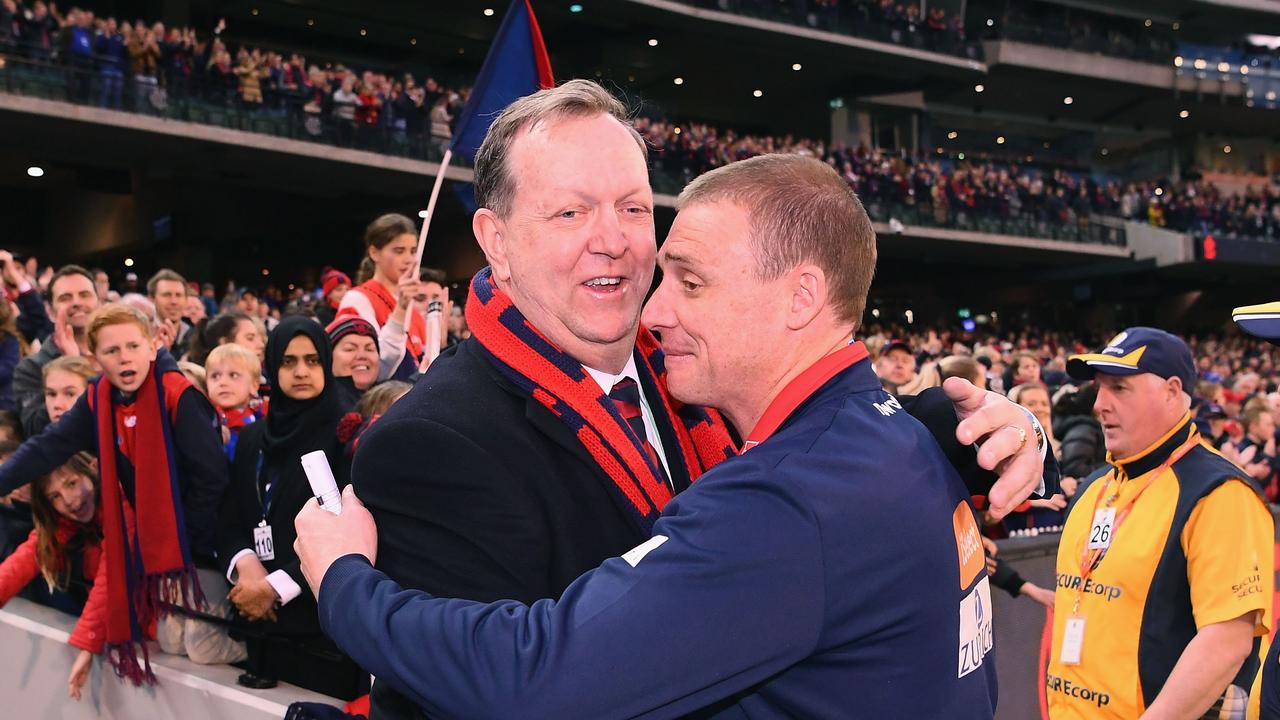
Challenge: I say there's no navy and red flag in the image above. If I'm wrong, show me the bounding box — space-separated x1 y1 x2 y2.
450 0 556 164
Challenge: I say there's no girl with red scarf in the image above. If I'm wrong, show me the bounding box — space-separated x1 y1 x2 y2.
335 213 427 381
0 454 112 700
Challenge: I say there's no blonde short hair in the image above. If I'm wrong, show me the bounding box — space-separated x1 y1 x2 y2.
86 303 153 354
177 361 206 393
42 355 96 385
206 342 262 379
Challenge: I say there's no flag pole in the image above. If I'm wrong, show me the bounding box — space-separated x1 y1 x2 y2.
413 148 454 273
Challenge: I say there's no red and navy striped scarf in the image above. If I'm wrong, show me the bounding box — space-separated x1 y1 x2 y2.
466 268 736 533
89 365 203 685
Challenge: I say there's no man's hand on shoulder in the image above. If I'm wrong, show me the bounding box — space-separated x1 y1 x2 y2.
943 377 1045 520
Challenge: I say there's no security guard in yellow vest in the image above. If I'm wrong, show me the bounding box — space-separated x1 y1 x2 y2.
1048 327 1274 719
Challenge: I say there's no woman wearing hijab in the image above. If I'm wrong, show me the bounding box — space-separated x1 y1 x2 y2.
216 316 367 699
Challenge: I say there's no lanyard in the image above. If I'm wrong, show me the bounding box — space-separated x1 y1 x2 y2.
742 341 869 451
1072 429 1201 614
254 451 277 521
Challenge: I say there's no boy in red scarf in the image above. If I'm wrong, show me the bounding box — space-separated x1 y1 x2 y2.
0 303 229 682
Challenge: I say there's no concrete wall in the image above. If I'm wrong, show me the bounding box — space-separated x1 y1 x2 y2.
0 598 342 719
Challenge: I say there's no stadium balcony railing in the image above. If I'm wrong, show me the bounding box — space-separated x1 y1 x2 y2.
0 42 456 161
668 0 981 60
1 47 1129 249
995 21 1176 64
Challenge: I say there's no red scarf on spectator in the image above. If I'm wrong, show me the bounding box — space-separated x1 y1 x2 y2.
218 405 263 431
90 364 201 685
466 268 737 533
344 280 426 363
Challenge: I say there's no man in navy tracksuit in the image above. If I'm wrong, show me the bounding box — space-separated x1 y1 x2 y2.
296 156 999 717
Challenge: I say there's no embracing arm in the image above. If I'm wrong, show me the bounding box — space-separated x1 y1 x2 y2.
351 415 554 603
316 463 824 720
900 379 1055 515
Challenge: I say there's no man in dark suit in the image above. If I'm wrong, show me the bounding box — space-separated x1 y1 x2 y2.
344 80 1049 719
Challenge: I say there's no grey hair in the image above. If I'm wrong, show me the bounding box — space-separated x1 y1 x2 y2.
472 79 647 217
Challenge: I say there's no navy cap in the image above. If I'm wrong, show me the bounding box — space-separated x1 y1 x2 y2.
883 339 912 355
1195 401 1228 421
1233 302 1280 347
1067 327 1196 395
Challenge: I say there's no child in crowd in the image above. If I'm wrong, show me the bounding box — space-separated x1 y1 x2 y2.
43 356 95 426
0 454 106 701
336 380 412 457
205 343 265 461
0 303 229 683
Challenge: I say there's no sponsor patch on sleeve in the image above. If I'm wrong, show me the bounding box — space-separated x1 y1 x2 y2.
958 575 994 678
622 535 668 568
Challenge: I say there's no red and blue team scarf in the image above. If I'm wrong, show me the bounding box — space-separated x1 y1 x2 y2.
88 363 203 685
466 267 737 533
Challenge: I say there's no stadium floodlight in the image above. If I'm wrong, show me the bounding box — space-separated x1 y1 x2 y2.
26 166 43 178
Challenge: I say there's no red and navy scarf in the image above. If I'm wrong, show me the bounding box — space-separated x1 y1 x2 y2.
466 268 736 533
88 364 203 685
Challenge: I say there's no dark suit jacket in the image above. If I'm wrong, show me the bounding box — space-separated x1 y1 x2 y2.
353 339 1016 719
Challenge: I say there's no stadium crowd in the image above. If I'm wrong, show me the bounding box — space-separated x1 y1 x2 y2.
0 226 1268 709
2 3 1277 242
642 116 1280 241
689 0 971 57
